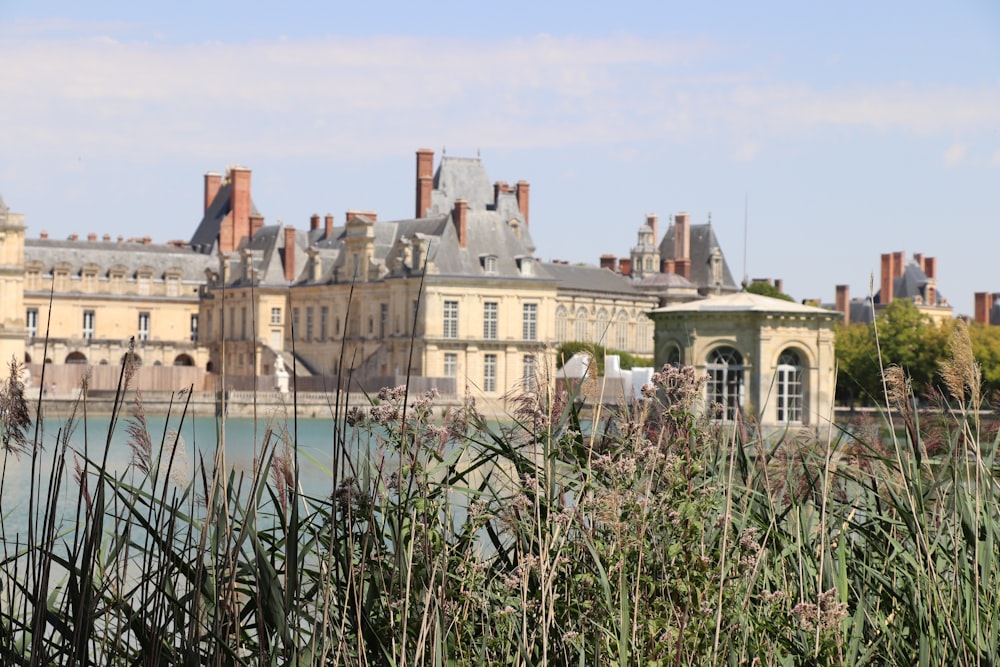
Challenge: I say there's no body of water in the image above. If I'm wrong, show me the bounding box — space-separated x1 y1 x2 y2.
0 413 356 542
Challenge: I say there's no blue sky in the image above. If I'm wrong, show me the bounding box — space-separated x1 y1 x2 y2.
1 1 998 315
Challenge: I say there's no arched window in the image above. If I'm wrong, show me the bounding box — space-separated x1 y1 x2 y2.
707 346 743 420
665 342 682 366
174 354 195 367
66 351 87 365
574 308 589 342
555 306 568 342
614 310 630 350
595 308 610 343
776 350 804 423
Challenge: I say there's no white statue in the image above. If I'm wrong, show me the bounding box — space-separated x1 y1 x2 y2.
274 353 289 393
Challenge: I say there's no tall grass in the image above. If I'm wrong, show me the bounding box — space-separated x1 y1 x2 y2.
0 324 999 664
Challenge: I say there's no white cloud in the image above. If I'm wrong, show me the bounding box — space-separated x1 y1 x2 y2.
733 141 760 162
0 26 998 162
943 143 967 168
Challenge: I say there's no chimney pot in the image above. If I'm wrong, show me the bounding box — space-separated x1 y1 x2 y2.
416 148 435 218
40 230 48 240
835 284 850 324
102 234 111 242
599 254 618 272
310 213 320 230
880 253 895 305
976 292 994 324
324 213 334 239
515 180 530 226
68 233 78 241
204 171 222 214
924 256 937 280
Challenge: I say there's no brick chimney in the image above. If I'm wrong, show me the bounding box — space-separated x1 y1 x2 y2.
600 254 617 272
835 284 850 324
774 278 784 294
87 232 97 242
40 230 48 240
310 213 320 231
515 180 530 226
220 166 252 254
249 213 264 239
452 199 468 248
646 213 658 244
416 148 434 218
662 258 676 274
892 250 904 278
204 171 222 213
914 253 924 272
619 258 632 276
880 253 895 305
924 256 936 280
974 292 992 324
284 226 297 282
493 180 510 204
324 213 334 239
673 212 691 280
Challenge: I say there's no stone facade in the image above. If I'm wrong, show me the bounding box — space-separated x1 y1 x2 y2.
649 292 838 430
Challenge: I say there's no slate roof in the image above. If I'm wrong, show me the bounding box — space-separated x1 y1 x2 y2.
650 291 840 317
430 156 495 213
659 220 738 291
543 262 651 297
25 238 215 282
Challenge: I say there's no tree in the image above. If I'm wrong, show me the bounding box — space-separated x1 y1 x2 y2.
834 300 951 404
745 281 794 302
969 323 1000 398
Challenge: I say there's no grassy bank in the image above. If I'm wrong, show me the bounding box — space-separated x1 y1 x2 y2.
0 326 998 665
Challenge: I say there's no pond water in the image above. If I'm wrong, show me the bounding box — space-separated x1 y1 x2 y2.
0 413 363 542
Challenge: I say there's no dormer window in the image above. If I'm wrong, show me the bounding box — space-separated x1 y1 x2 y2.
517 257 534 277
481 255 498 274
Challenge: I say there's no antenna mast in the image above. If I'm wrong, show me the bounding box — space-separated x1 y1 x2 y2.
741 193 749 290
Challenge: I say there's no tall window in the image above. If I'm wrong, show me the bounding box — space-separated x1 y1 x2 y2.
444 353 457 378
270 307 282 325
292 308 300 339
574 308 589 342
380 303 388 339
555 306 568 341
26 308 38 338
205 312 213 341
82 310 95 340
522 303 537 341
306 307 314 341
190 314 199 342
320 306 328 340
443 300 459 339
707 346 743 421
241 306 247 340
615 311 630 350
138 312 150 341
483 301 498 340
595 308 610 343
776 350 804 423
523 354 537 391
483 354 497 393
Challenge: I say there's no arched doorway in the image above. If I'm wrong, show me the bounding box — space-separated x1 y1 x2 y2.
173 354 195 367
65 351 87 365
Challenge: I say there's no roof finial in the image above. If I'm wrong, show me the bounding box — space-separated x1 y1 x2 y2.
442 145 447 156
477 147 481 158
